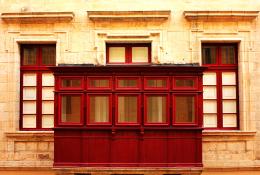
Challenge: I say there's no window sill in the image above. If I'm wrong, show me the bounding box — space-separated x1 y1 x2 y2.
5 131 54 141
202 130 256 141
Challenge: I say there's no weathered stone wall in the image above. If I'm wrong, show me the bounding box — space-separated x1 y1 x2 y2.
0 0 259 173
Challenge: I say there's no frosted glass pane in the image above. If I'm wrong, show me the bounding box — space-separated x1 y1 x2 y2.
203 100 217 113
42 73 54 86
118 96 137 123
132 47 148 62
42 101 54 114
223 100 236 113
23 73 36 86
147 96 167 123
23 115 36 128
223 114 237 127
42 87 54 100
222 72 236 85
203 86 216 99
203 114 217 128
42 115 54 128
23 87 36 100
109 47 125 63
222 86 236 99
203 72 216 85
89 96 109 123
23 101 36 114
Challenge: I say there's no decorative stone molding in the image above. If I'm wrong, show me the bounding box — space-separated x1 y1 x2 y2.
184 11 259 20
1 12 74 22
5 131 54 141
87 10 171 21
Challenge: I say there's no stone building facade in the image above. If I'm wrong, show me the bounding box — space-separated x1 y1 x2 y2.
0 0 260 174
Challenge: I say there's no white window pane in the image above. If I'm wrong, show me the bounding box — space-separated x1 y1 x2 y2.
203 72 216 85
203 114 217 128
109 47 125 63
42 115 54 128
222 72 236 85
223 114 237 127
222 86 236 99
42 73 54 86
23 115 36 128
42 87 54 100
132 47 148 62
203 100 217 113
23 87 36 100
203 86 217 99
42 101 54 114
23 101 36 114
23 73 36 86
223 100 237 113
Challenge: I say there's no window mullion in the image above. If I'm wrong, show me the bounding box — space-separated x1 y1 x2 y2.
216 70 223 129
36 72 43 129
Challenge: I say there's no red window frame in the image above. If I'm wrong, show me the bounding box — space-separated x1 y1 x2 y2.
58 93 84 126
87 76 112 90
59 76 84 90
144 93 170 126
20 44 56 130
172 94 198 126
115 93 141 126
144 76 170 90
106 43 151 64
87 93 112 125
173 76 198 90
115 76 141 90
202 43 239 130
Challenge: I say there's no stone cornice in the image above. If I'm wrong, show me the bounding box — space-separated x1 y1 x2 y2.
87 10 171 21
184 11 259 20
1 12 74 22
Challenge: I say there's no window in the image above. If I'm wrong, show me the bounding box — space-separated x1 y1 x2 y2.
20 44 56 130
106 43 151 63
202 43 238 129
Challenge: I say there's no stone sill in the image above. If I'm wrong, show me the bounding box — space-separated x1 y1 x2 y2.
184 11 259 20
203 130 256 136
5 131 54 141
87 10 171 21
1 12 74 22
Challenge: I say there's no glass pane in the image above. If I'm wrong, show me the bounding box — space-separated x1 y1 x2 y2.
203 86 217 99
203 72 216 85
203 114 217 128
42 46 56 65
223 114 237 127
175 96 195 123
222 100 237 113
146 96 167 123
222 72 236 85
202 46 217 64
23 73 36 86
132 47 148 62
42 87 54 100
61 79 81 88
42 73 54 86
23 115 36 128
89 79 109 88
23 47 37 65
175 79 195 87
42 115 54 128
118 96 137 123
23 87 36 100
61 95 81 123
147 79 167 88
42 101 54 114
109 47 125 63
89 96 109 123
222 86 236 99
118 79 137 88
221 46 235 64
23 101 36 114
203 100 217 113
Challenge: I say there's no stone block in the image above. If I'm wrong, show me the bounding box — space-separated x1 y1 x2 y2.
37 142 49 152
26 142 37 151
14 142 26 152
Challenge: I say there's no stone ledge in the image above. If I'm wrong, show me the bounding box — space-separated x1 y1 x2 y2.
184 11 259 20
87 10 171 21
202 130 256 141
1 12 74 23
5 131 54 141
